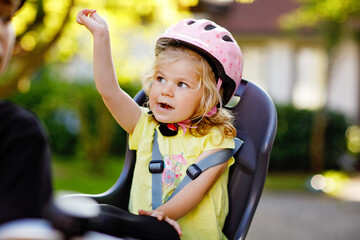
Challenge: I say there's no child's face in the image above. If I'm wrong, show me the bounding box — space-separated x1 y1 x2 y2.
0 0 20 74
149 57 203 124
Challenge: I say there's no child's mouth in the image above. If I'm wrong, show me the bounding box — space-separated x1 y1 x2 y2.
158 103 174 110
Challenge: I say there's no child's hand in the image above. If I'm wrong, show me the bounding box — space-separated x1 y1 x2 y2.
76 9 108 37
138 209 183 237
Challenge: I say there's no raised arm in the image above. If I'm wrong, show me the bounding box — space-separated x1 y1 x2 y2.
76 9 141 134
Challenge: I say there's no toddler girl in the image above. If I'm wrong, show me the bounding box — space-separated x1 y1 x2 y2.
77 8 243 240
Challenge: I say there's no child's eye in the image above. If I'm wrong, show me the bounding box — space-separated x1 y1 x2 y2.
178 82 189 88
156 77 165 83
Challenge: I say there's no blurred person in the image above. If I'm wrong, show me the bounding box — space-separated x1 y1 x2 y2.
0 0 52 225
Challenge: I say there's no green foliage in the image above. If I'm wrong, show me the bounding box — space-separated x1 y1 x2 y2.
281 0 360 28
325 111 349 168
270 105 349 171
11 68 79 155
10 65 142 168
280 0 360 47
53 155 124 194
1 0 196 98
264 172 311 192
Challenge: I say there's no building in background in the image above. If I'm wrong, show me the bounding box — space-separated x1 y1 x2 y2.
194 0 359 122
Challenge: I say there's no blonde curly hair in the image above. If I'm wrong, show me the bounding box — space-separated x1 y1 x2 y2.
143 38 236 139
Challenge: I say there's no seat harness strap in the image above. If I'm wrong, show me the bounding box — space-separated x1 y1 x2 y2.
149 130 243 210
149 130 164 210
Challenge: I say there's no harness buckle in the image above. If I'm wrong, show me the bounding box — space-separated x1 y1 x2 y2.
186 164 202 180
149 160 164 174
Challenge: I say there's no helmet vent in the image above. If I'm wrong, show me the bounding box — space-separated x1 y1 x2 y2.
187 20 196 25
222 35 233 42
204 24 216 30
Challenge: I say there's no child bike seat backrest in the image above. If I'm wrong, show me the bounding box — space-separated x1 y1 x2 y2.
222 80 277 239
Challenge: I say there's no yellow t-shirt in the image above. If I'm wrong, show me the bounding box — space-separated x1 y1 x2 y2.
129 108 235 240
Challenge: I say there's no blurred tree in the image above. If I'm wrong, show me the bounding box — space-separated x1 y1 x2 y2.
0 0 74 97
75 84 114 173
281 0 360 172
270 105 348 171
1 0 197 97
3 0 197 172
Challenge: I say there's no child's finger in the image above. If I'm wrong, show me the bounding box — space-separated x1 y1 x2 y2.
155 214 163 221
77 15 93 29
76 8 90 25
149 210 165 220
82 8 91 15
78 8 91 18
155 211 165 221
164 216 182 237
138 209 152 216
91 11 108 26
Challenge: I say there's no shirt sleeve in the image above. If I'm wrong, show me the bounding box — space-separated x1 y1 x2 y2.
203 127 235 151
203 127 237 167
129 107 149 151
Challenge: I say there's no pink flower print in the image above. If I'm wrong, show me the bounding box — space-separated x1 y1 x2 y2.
162 156 172 182
162 170 165 182
164 169 176 186
164 156 171 166
164 156 174 171
172 154 188 165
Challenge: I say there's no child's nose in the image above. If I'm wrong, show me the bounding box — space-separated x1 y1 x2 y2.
161 82 175 97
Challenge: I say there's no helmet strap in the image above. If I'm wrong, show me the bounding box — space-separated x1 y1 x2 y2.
206 78 223 117
217 78 223 89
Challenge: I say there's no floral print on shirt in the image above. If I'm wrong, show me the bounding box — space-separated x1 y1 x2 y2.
162 153 188 188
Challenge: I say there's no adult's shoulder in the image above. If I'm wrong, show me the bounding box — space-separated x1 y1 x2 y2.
0 100 46 137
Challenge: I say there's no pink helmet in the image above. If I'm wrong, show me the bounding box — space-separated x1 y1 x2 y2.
157 18 243 106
